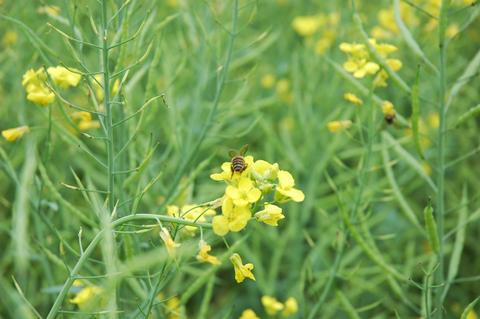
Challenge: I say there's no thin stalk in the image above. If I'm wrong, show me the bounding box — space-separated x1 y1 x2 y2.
45 214 211 319
102 0 115 213
435 1 450 318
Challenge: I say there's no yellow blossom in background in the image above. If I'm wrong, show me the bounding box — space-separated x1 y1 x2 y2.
382 101 395 117
22 68 55 106
327 120 352 133
467 309 478 319
255 204 284 226
69 283 104 311
428 112 440 129
282 297 298 316
422 161 432 176
230 253 255 283
344 92 363 106
37 5 61 16
2 126 29 142
291 15 322 37
160 227 180 257
340 42 379 78
168 204 216 236
47 66 82 89
196 240 220 265
239 309 260 319
261 296 284 316
71 111 100 131
276 79 293 104
276 170 305 202
226 177 262 207
2 31 17 47
261 74 276 89
78 120 100 131
166 0 178 8
212 197 252 236
94 75 120 101
165 296 185 319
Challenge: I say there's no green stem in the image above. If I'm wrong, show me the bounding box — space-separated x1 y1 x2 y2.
45 214 211 319
435 1 449 318
102 0 115 213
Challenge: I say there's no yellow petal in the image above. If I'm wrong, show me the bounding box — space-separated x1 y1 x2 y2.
212 215 229 236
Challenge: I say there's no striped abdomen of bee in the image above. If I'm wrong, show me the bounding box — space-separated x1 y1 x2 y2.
231 156 247 175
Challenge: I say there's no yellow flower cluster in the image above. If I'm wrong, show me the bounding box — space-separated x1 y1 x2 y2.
262 296 298 317
2 126 29 142
339 39 402 87
371 4 418 40
239 296 297 318
210 156 304 236
291 13 340 55
22 66 81 106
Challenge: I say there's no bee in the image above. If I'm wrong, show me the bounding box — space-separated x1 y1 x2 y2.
385 113 396 125
229 144 249 176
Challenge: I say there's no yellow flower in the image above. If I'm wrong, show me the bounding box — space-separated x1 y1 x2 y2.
71 111 92 122
255 204 284 226
261 74 276 89
240 309 260 319
276 170 305 202
160 227 180 257
165 296 184 319
69 285 104 310
344 92 363 106
2 126 29 142
327 120 352 133
230 253 255 283
340 42 380 78
276 79 293 104
252 160 279 181
179 204 216 236
212 197 252 236
282 297 298 316
467 309 478 319
261 296 284 316
226 177 262 207
78 120 100 131
428 112 440 129
27 86 56 106
37 5 61 16
47 66 82 89
2 31 17 47
291 15 323 37
382 101 395 116
22 68 55 106
196 240 221 265
94 75 120 101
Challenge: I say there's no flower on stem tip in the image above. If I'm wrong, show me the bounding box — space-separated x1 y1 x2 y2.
47 66 82 89
230 253 255 283
275 170 305 202
196 240 220 265
2 126 29 142
255 204 284 226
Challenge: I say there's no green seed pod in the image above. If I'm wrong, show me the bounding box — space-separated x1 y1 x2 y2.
424 203 440 254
